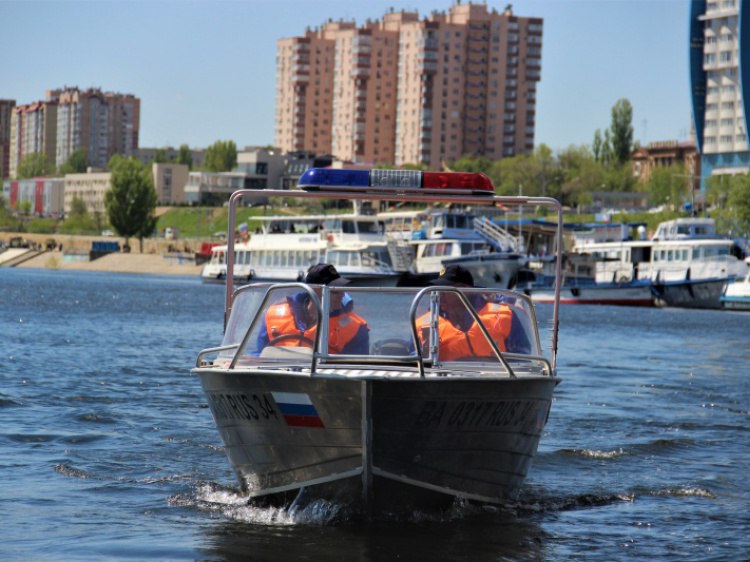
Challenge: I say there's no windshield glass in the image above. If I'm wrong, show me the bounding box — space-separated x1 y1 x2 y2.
220 284 541 364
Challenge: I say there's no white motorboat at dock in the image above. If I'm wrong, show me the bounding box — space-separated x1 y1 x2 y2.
192 168 564 513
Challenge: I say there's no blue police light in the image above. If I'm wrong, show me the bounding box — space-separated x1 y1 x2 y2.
297 167 495 194
298 168 369 188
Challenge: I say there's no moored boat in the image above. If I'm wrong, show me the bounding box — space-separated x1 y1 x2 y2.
721 271 750 310
527 279 654 306
192 168 564 514
201 212 411 286
569 218 748 309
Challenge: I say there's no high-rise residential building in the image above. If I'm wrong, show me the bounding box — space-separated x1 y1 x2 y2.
275 3 542 169
48 87 140 169
0 99 16 179
7 87 140 179
690 0 749 189
8 100 58 179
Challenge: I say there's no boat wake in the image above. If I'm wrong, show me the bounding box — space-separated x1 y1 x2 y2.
169 482 348 525
170 481 498 525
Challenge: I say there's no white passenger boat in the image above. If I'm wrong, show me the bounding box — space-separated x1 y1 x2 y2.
406 210 527 289
201 213 412 286
192 168 564 513
569 217 748 309
721 270 750 310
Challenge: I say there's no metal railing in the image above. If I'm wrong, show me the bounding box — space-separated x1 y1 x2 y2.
223 187 563 371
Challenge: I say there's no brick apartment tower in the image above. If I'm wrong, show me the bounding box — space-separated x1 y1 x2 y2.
8 87 140 178
275 3 543 169
48 87 140 169
0 99 16 179
8 100 57 179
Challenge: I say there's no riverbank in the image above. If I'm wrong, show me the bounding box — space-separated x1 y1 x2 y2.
1 231 206 277
11 250 203 277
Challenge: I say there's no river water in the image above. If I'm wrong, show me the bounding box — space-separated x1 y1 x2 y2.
1 268 748 561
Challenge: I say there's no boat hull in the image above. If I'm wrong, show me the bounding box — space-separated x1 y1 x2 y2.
195 369 556 509
526 283 654 306
651 278 727 309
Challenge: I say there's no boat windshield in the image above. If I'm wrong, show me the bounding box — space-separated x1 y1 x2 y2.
220 284 541 365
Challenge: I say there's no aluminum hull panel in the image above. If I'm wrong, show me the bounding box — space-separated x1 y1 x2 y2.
196 369 556 505
371 378 555 501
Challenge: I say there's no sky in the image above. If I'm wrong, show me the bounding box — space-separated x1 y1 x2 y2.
1 0 693 154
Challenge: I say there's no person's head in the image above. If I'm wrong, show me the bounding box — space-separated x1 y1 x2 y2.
304 263 350 311
431 265 475 319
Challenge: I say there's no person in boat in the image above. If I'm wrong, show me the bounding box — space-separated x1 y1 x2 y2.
416 265 530 360
255 263 370 355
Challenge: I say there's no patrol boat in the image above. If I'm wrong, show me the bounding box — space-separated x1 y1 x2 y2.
193 168 563 513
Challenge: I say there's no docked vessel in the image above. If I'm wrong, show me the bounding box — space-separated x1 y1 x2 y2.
201 212 412 286
721 270 750 310
568 217 748 309
192 168 564 513
405 209 527 289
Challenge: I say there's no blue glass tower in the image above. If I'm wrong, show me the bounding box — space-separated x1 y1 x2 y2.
690 0 750 190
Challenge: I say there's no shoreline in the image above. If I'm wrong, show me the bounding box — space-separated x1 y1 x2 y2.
1 231 207 277
11 250 203 277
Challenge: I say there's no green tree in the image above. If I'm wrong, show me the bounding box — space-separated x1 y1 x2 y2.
449 154 493 175
204 140 237 172
646 164 687 208
610 98 634 165
592 130 603 162
16 152 55 178
105 155 157 251
58 149 89 175
153 149 169 163
706 174 732 211
727 173 750 228
557 145 605 208
177 144 193 168
59 196 99 235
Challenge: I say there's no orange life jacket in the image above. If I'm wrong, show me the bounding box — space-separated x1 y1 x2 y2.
265 302 367 354
416 302 512 361
265 302 316 348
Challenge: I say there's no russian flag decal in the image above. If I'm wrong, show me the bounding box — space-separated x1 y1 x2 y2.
271 392 325 428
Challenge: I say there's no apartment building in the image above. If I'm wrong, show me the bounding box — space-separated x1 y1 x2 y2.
690 0 749 188
63 170 111 216
49 87 140 169
8 100 58 179
152 163 189 204
0 99 15 179
275 3 543 169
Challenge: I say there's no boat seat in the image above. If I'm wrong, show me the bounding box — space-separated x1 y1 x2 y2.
259 346 313 359
371 338 413 356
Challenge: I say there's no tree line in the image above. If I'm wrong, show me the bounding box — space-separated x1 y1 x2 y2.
13 139 239 180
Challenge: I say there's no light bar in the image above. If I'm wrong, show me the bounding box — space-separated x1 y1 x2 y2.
297 168 495 194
